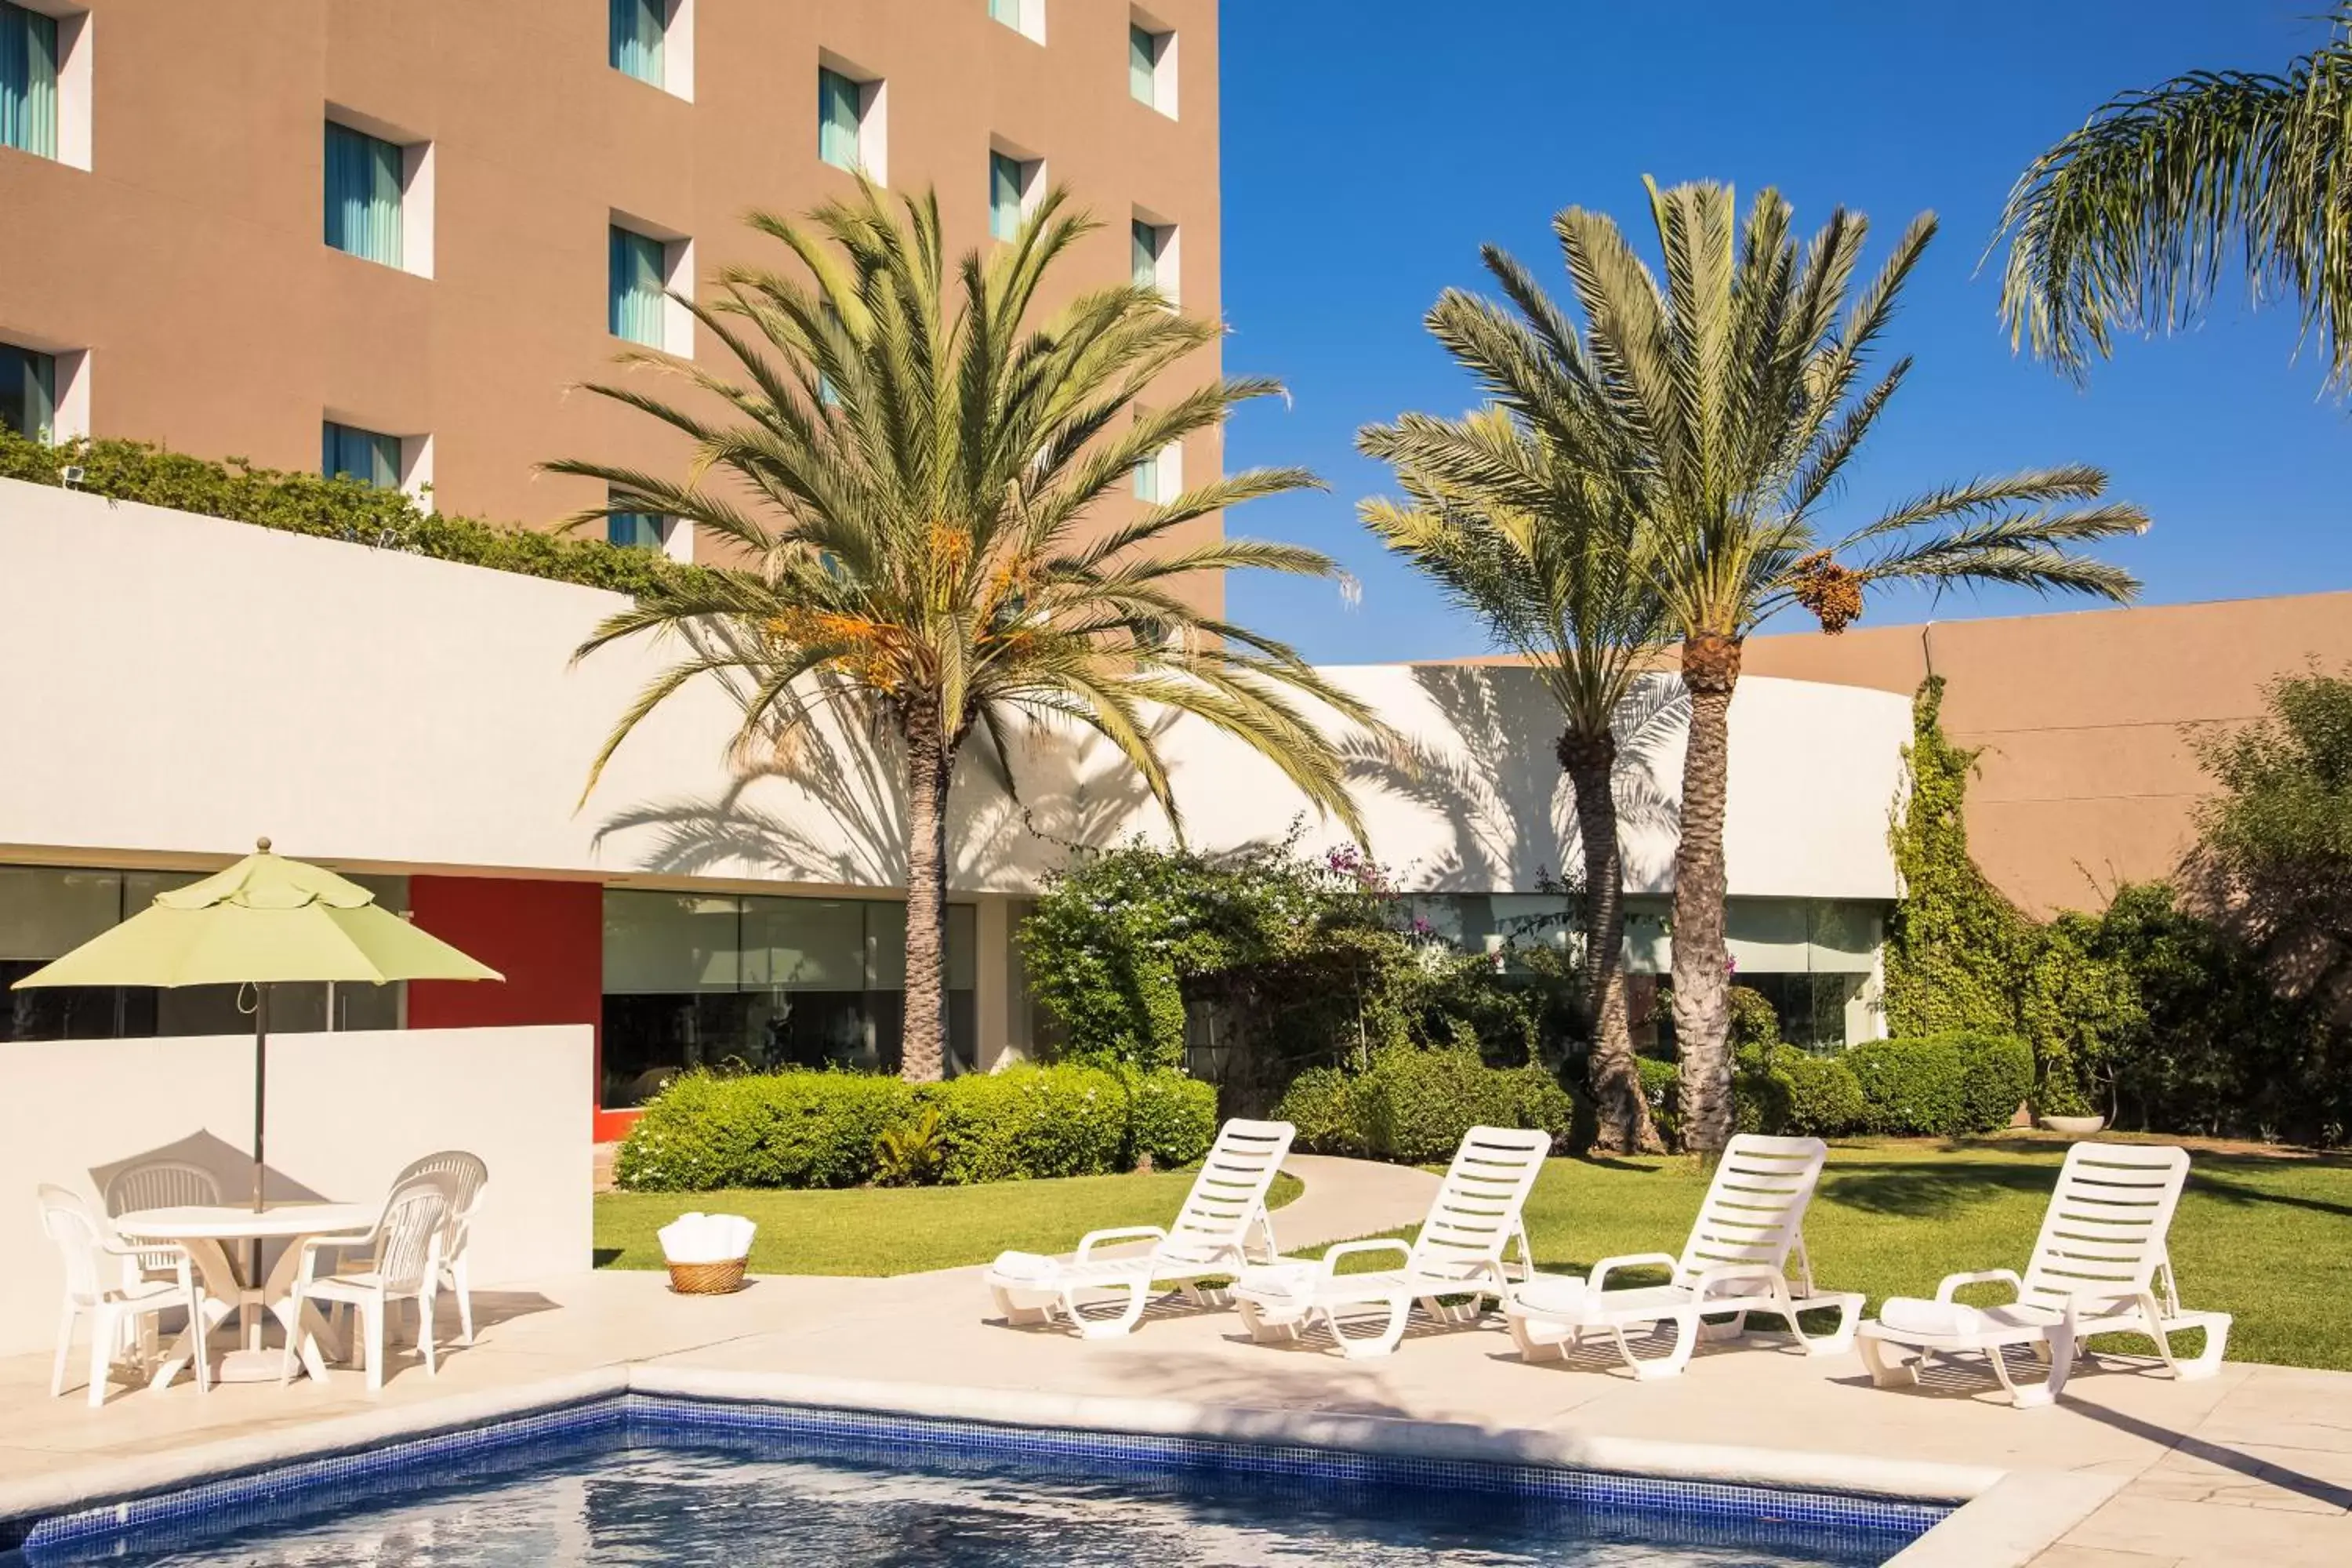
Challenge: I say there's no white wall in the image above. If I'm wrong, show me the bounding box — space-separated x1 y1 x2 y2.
0 479 1910 901
0 1024 590 1356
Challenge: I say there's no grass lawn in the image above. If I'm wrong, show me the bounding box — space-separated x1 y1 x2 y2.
595 1171 1302 1277
1490 1136 2352 1372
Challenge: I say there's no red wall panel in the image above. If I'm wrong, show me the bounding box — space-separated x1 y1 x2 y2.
406 877 613 1133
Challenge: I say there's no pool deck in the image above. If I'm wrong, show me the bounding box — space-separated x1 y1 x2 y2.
0 1265 2344 1566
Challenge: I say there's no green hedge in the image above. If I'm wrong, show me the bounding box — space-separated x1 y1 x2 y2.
614 1065 1218 1191
0 430 699 600
1274 1048 1579 1164
1628 1032 2026 1150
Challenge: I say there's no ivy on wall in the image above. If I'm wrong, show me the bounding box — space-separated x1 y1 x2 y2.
1882 677 2141 1116
0 430 701 599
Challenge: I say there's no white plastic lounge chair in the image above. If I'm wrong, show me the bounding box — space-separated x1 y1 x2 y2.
1503 1134 1861 1380
1232 1125 1550 1359
1857 1141 2230 1408
390 1150 488 1345
39 1184 210 1408
284 1171 456 1392
983 1119 1296 1338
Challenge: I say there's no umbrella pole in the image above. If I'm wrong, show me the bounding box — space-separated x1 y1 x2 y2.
250 984 270 1301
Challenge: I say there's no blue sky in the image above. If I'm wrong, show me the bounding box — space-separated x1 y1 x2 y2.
1217 1 2352 663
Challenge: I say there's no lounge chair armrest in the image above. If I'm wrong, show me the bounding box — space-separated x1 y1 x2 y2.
1933 1269 2023 1303
1590 1253 1682 1293
1319 1239 1412 1276
1075 1226 1167 1261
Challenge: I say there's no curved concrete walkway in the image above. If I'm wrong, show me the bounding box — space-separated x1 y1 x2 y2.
1269 1154 1439 1251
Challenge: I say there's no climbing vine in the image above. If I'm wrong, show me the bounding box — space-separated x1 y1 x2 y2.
1883 677 2141 1116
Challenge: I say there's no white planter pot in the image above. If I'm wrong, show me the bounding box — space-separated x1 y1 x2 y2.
2039 1113 2107 1135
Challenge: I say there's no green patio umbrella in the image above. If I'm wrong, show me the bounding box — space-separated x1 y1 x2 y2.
12 840 503 1208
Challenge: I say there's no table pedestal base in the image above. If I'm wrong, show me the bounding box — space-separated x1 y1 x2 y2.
212 1348 291 1385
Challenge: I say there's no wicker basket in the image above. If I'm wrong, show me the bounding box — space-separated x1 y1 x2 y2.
666 1257 749 1296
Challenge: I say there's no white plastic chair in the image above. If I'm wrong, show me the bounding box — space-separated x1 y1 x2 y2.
103 1159 225 1287
1233 1125 1551 1359
284 1171 456 1392
1504 1134 1863 1379
39 1184 209 1408
1857 1141 2230 1407
390 1151 488 1345
983 1120 1295 1338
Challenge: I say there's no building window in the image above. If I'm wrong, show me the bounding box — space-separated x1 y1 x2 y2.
609 225 667 346
321 420 401 489
608 485 690 561
324 122 405 268
0 0 55 158
1 341 54 440
1128 13 1176 116
989 0 1044 45
599 890 977 1105
815 61 885 181
1131 215 1177 303
1134 436 1179 503
989 147 1040 241
609 0 691 97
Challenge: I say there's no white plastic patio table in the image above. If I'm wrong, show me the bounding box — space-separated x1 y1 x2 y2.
112 1203 375 1387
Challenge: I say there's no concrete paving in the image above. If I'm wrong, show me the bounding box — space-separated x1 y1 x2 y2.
0 1156 2341 1566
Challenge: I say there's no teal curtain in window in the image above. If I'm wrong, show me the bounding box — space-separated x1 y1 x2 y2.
608 513 666 550
324 123 404 267
321 422 401 489
818 68 861 171
609 226 667 346
1129 25 1156 104
989 152 1022 241
1133 450 1158 503
1131 220 1158 291
610 0 665 85
1 343 56 440
1 1 58 160
988 0 1021 27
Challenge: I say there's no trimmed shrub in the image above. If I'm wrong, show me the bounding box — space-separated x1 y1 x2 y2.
614 1071 915 1192
1637 1057 1681 1149
613 1064 1212 1190
1776 1051 1869 1138
1846 1036 1968 1136
922 1064 1128 1185
1288 1049 1578 1164
1273 1066 1362 1155
1952 1031 2034 1133
1127 1071 1218 1169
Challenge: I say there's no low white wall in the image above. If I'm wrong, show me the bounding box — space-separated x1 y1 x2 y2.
0 478 1909 901
0 1024 591 1356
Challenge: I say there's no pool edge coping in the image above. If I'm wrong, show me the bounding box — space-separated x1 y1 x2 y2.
0 1363 2081 1566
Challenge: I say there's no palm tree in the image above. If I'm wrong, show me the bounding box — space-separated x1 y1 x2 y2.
1359 405 1667 1152
1455 178 2147 1152
1996 4 2352 387
551 184 1376 1081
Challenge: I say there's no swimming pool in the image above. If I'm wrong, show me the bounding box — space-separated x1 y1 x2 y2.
6 1396 1947 1566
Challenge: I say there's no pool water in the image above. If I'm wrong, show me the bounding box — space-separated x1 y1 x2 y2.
13 1400 1936 1567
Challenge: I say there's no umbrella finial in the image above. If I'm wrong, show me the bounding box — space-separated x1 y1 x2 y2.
256 837 272 854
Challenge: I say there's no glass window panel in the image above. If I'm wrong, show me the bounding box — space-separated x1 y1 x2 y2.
609 226 667 346
1131 219 1157 289
607 485 666 550
989 151 1022 240
1129 25 1156 104
0 1 59 160
321 421 401 488
988 0 1020 26
740 896 868 991
818 67 862 171
864 901 976 992
609 0 665 85
601 890 742 993
0 341 55 440
0 866 122 961
323 122 404 268
1133 448 1158 502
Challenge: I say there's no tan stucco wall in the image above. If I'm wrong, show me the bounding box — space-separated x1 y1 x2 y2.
1731 594 2352 916
0 1 1220 597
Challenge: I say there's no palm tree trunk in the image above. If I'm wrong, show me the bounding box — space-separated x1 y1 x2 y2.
1671 633 1741 1154
900 702 954 1083
1559 727 1660 1155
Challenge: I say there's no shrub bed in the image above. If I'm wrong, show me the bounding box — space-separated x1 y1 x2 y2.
614 1064 1218 1191
1624 1031 2027 1151
1275 1047 1580 1163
